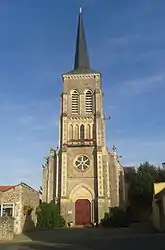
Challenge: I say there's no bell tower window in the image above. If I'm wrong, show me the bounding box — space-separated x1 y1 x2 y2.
75 124 79 140
71 90 79 114
69 124 73 140
85 90 93 114
86 124 91 139
80 124 85 139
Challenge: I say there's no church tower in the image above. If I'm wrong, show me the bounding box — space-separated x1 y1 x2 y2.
42 9 125 225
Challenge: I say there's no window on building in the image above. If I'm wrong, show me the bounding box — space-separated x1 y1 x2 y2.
75 155 90 171
80 124 85 139
69 124 73 140
86 124 91 139
1 204 14 217
85 90 93 114
75 124 79 140
71 90 79 114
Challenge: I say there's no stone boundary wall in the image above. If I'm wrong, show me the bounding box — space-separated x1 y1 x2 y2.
0 216 14 241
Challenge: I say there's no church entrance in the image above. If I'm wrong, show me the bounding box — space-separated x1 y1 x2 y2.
75 199 91 225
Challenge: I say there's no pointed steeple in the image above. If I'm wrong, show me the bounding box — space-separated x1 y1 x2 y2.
63 8 99 75
74 7 90 72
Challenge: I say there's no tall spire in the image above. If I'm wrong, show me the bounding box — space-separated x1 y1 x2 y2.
73 7 90 72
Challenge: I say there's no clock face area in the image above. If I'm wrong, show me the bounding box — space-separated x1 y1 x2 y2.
75 155 90 172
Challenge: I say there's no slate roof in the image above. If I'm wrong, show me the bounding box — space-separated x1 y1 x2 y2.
63 9 100 75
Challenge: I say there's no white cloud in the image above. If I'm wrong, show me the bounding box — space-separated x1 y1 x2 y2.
117 73 165 96
108 34 141 46
138 49 164 60
17 115 35 126
107 136 165 166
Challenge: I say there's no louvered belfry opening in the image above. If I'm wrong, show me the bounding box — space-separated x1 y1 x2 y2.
85 90 93 113
72 90 79 114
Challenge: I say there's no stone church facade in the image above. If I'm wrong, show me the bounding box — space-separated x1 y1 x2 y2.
42 9 125 225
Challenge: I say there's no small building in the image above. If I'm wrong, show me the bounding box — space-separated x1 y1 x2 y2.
0 182 39 234
152 182 165 231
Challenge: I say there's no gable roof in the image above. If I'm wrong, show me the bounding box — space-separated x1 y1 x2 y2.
154 182 165 196
155 188 165 199
0 182 39 193
20 182 39 193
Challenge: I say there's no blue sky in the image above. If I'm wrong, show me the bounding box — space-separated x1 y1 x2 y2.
0 0 165 189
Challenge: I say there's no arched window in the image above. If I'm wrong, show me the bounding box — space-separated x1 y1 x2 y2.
86 124 91 139
85 90 93 113
71 90 79 114
69 124 73 140
75 124 79 140
80 124 85 139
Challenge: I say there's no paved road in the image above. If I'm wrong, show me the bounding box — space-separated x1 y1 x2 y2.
1 228 165 250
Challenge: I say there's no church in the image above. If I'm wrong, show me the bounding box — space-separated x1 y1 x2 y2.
42 9 125 225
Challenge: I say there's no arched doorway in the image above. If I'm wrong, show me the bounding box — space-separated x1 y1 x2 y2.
75 199 91 225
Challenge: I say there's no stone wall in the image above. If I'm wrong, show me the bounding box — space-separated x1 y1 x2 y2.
0 183 39 235
0 216 14 241
20 184 39 233
0 185 21 204
0 185 21 235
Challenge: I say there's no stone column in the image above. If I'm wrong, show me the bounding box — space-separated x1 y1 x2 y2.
14 202 22 234
106 163 110 199
56 148 59 199
95 88 105 147
47 148 56 203
112 146 120 207
97 153 104 197
61 151 67 197
42 163 48 203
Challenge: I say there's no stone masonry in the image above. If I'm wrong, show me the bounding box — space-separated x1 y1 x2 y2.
0 183 39 235
0 216 14 241
41 9 125 225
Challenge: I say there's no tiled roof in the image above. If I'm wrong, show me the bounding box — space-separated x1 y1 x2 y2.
0 183 39 193
0 186 15 192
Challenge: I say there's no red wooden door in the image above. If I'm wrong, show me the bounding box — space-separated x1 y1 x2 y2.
75 199 91 225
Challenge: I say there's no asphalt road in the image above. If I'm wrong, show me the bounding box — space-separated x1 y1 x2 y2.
1 228 165 250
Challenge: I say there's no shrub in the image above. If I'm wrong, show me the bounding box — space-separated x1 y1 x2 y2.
23 205 33 216
101 207 130 228
36 203 65 228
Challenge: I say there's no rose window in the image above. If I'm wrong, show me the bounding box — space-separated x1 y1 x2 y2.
75 155 90 171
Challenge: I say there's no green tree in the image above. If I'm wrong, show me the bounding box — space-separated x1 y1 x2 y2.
101 207 130 228
36 203 65 228
128 162 165 220
129 162 157 207
156 167 165 182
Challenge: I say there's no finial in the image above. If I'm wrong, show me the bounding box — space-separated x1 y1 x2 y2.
112 145 117 153
79 6 82 13
49 147 55 157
